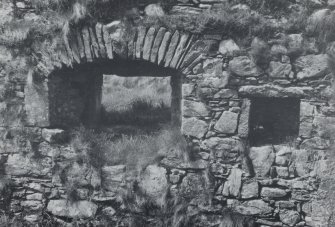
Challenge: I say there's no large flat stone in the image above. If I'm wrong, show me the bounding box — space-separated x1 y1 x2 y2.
239 85 305 98
229 56 261 77
47 200 97 219
183 100 209 117
181 117 208 139
214 111 238 134
294 54 328 80
234 200 273 216
249 146 275 177
261 187 287 198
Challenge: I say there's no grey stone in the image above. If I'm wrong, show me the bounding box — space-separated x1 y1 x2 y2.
275 166 290 178
144 4 165 17
142 27 156 61
202 137 244 153
135 26 147 59
170 33 190 68
300 137 330 150
275 146 293 166
239 85 305 98
202 58 223 76
271 44 288 56
164 31 180 67
276 201 296 209
268 61 292 78
219 39 240 56
294 54 328 80
214 111 239 134
157 32 172 65
150 27 167 63
101 165 126 191
214 89 237 99
182 84 195 97
222 168 243 197
235 200 273 216
287 34 303 53
179 173 208 202
101 207 116 218
229 56 260 77
41 129 66 143
249 146 275 177
47 200 98 219
183 100 209 117
139 165 168 206
261 187 287 198
279 210 301 227
241 181 259 199
181 117 208 139
238 99 251 138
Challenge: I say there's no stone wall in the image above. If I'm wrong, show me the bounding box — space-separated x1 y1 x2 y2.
1 0 335 226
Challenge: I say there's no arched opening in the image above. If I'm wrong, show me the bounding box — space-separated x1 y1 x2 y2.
47 59 182 129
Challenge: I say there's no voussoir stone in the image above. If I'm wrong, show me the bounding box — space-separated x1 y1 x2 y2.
229 56 260 77
249 146 275 177
214 111 239 134
294 54 328 80
47 200 98 219
182 117 208 139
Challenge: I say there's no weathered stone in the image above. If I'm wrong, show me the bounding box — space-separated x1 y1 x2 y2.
249 146 275 177
150 27 167 63
135 26 147 59
179 173 208 202
142 27 156 61
102 25 113 59
235 200 273 216
181 117 208 139
275 146 293 166
275 166 290 178
139 165 168 206
183 100 209 117
287 34 303 53
6 153 52 177
238 99 250 138
170 33 190 68
300 137 330 150
202 137 243 153
241 181 259 199
313 116 335 138
294 54 328 80
144 4 165 17
47 200 98 219
219 39 240 56
88 27 100 58
82 27 93 62
222 168 243 197
279 210 300 227
214 111 239 134
101 207 116 218
229 56 260 77
268 61 292 78
101 165 126 191
213 88 237 99
276 201 296 209
261 187 287 198
182 84 195 97
157 32 172 65
271 44 288 56
41 129 67 144
164 31 180 67
239 85 305 98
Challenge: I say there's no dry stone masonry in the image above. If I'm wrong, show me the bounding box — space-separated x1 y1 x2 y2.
1 0 335 226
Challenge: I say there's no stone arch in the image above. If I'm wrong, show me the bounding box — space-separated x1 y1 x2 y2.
25 21 210 128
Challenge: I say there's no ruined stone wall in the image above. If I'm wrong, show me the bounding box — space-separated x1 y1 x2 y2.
1 0 335 226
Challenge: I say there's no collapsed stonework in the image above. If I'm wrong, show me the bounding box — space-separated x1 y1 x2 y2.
1 0 335 226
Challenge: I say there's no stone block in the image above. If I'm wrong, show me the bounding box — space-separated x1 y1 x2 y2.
241 181 259 199
249 146 275 177
222 168 243 197
268 61 292 78
279 210 301 227
47 200 98 219
229 56 261 77
261 187 288 198
182 117 208 139
214 111 239 134
294 54 328 80
219 39 240 56
183 100 209 117
234 200 273 216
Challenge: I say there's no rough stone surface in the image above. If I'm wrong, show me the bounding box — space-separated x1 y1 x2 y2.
182 117 208 138
240 181 259 199
144 4 165 17
235 200 273 216
249 146 275 177
294 54 328 80
229 56 260 77
219 39 240 56
47 200 98 219
214 111 239 134
239 85 305 98
222 168 243 197
268 61 292 78
183 100 209 117
279 210 301 226
261 187 288 198
139 165 168 206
